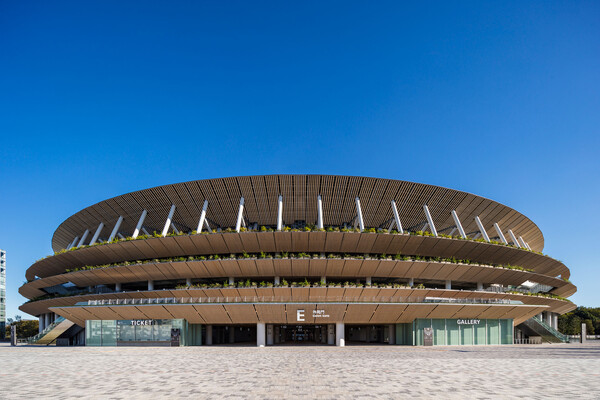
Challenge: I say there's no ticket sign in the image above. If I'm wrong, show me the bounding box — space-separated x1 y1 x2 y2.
423 327 434 346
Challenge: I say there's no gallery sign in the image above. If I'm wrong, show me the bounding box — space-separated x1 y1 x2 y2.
456 319 481 325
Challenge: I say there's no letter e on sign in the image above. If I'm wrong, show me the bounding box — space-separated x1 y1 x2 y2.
297 309 305 322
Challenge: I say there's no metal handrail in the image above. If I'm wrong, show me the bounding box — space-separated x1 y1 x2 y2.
532 316 569 342
27 316 65 344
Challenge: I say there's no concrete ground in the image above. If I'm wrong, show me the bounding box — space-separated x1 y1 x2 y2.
0 343 599 399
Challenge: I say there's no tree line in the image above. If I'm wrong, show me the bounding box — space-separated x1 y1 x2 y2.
558 307 600 335
4 316 39 339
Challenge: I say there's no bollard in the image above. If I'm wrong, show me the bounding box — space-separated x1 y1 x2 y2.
10 325 17 346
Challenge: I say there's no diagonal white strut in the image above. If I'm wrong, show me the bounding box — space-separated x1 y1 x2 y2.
161 205 176 237
493 223 508 244
507 229 521 248
196 200 208 233
518 236 528 249
390 200 404 233
355 197 365 232
451 210 467 239
474 216 490 242
89 222 104 245
77 230 90 247
235 197 245 233
108 216 124 242
67 236 79 250
132 210 147 239
423 205 437 237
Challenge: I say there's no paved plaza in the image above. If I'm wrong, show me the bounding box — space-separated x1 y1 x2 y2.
1 343 599 399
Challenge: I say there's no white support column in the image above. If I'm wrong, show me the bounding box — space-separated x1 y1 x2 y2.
274 276 280 285
148 280 154 291
89 222 104 245
388 325 395 345
518 236 528 249
196 200 208 233
39 316 44 333
390 200 404 233
321 276 327 284
77 230 90 247
115 283 122 292
336 322 345 347
235 197 245 233
186 278 192 287
451 210 467 239
366 277 372 286
423 205 438 237
45 313 50 329
132 210 147 239
552 313 558 330
355 197 365 232
494 223 508 244
162 205 176 237
108 216 124 242
475 216 490 242
408 278 414 287
477 282 483 291
277 195 283 231
445 280 452 290
257 323 266 347
507 229 521 247
170 222 179 234
141 227 151 236
328 324 335 345
229 277 234 286
206 325 213 345
317 195 324 229
524 242 532 251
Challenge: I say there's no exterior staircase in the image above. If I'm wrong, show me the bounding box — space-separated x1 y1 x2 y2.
519 316 569 343
28 317 75 345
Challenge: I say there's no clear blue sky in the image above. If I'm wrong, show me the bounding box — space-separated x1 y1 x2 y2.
1 1 598 319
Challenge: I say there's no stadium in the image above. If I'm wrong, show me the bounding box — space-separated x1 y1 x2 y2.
19 175 575 346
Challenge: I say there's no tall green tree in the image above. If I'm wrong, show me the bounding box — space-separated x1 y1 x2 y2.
5 319 39 339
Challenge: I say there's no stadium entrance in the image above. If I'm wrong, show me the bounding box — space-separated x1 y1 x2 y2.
274 325 333 345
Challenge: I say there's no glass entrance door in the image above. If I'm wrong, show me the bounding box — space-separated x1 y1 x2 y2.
278 325 325 344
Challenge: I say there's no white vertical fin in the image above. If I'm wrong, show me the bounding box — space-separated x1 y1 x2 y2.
317 195 324 229
277 195 283 231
